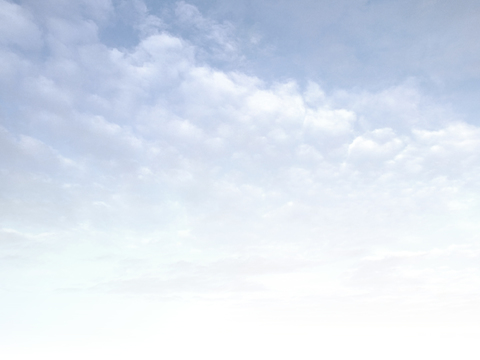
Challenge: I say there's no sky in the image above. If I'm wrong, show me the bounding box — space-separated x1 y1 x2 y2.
1 0 480 359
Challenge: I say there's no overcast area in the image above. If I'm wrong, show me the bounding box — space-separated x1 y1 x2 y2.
1 0 480 359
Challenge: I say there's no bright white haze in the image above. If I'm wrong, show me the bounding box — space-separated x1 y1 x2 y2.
1 0 480 359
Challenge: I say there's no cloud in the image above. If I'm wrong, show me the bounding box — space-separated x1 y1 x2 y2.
1 3 480 345
0 0 42 49
173 1 241 65
348 128 405 165
182 0 480 91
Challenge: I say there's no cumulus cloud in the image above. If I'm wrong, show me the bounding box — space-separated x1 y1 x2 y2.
0 0 42 49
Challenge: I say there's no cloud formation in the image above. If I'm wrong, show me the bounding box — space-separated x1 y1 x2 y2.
1 1 480 357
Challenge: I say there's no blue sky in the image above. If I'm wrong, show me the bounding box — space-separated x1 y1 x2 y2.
1 0 480 359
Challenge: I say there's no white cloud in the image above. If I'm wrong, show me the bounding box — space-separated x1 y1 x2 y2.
174 1 240 64
0 0 42 49
1 1 480 355
347 128 405 166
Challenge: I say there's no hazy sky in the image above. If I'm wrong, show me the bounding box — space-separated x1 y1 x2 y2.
1 0 480 359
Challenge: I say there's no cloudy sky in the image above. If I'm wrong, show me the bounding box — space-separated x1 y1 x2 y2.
1 0 480 358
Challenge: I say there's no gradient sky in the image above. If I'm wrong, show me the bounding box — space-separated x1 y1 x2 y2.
1 0 480 359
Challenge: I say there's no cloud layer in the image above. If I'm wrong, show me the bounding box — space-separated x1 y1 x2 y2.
1 1 480 357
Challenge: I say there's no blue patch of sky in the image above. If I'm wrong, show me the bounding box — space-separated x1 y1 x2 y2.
107 0 480 124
